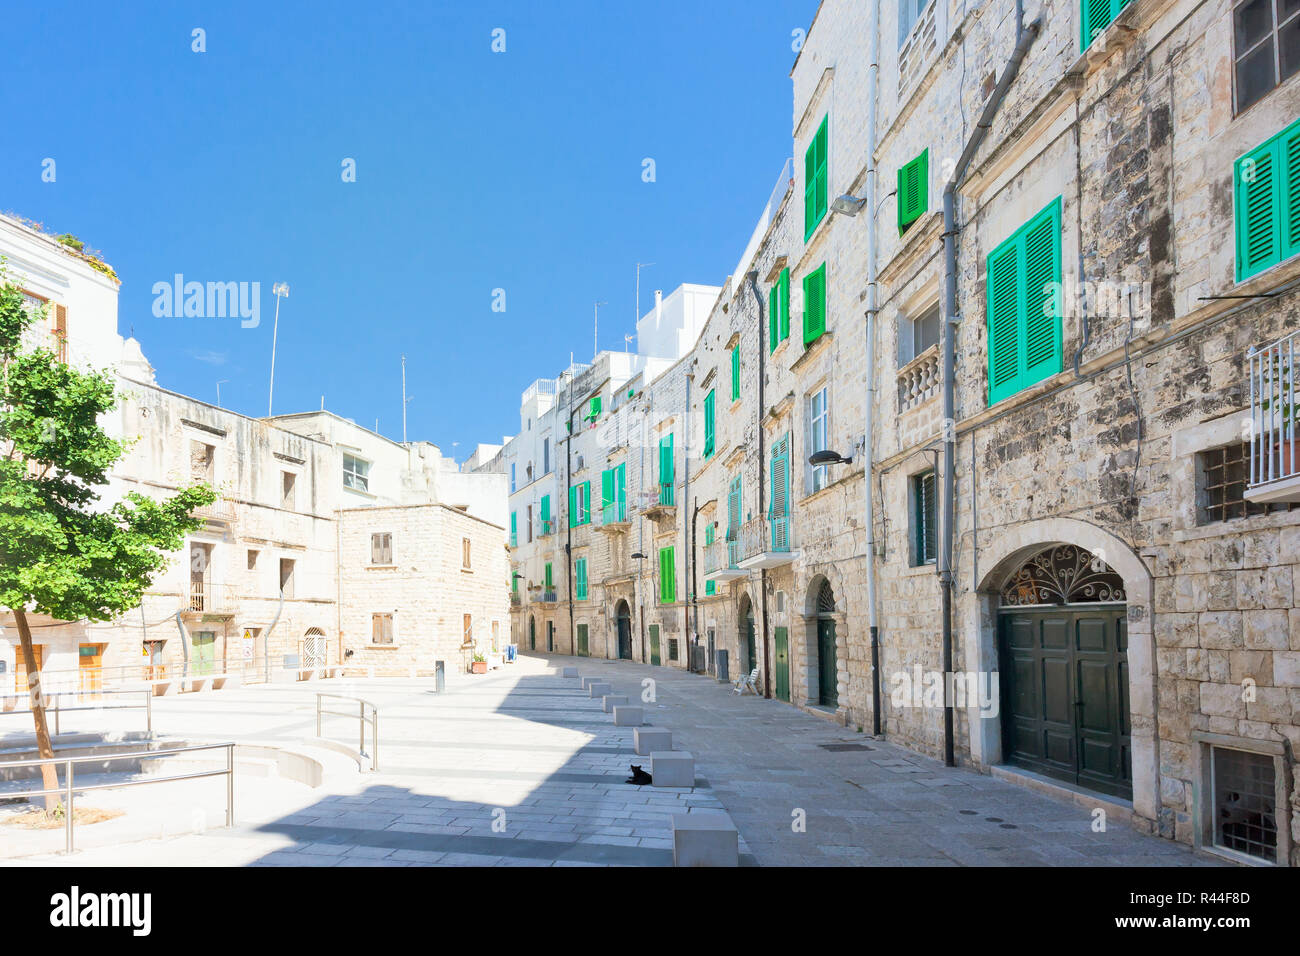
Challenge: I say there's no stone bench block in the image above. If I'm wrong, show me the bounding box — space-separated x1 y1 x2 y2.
581 676 599 690
602 694 628 713
588 682 612 698
561 667 578 678
671 811 738 867
612 705 643 726
634 728 671 755
651 751 694 788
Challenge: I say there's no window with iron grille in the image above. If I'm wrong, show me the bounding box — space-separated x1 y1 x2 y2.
1234 0 1300 114
1198 442 1298 523
668 638 679 662
912 470 937 565
1212 746 1279 862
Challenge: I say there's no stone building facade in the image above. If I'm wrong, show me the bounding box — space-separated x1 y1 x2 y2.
0 214 509 691
499 0 1300 865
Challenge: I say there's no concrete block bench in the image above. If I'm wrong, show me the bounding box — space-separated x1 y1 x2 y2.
561 666 579 678
650 751 694 788
634 728 671 755
602 694 628 714
671 812 738 867
613 705 643 727
581 676 599 690
588 682 612 698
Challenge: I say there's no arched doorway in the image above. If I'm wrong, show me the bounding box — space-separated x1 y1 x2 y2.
997 543 1131 799
528 614 536 651
737 593 757 674
811 578 838 708
615 601 633 660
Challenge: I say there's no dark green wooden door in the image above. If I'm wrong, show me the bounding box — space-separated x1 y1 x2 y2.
529 617 536 650
774 626 790 702
577 624 588 656
617 615 632 660
999 606 1131 799
649 625 661 666
817 619 837 706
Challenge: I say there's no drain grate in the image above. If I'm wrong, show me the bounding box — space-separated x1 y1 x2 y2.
819 743 875 752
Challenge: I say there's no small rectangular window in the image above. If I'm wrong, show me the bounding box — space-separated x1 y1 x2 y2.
913 470 938 566
190 440 215 481
1212 746 1279 862
371 532 392 564
1198 442 1298 523
463 613 473 646
808 386 830 493
281 471 296 509
1233 0 1300 112
462 537 472 569
247 549 259 570
343 454 370 492
372 613 394 645
279 558 295 598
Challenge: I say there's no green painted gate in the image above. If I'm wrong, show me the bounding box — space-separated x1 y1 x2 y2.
998 605 1131 799
773 626 790 702
649 625 661 666
817 618 837 707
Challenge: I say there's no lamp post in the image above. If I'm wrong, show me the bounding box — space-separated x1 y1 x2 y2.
267 282 290 417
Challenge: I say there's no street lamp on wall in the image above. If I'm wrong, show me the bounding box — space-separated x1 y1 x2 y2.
809 449 853 467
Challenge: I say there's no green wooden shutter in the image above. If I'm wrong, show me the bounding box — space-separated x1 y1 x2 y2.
659 433 674 501
804 114 829 239
616 462 626 519
510 511 517 546
703 389 715 458
704 525 716 595
1235 118 1300 281
898 148 929 233
601 468 614 517
568 486 577 528
540 494 550 530
659 547 676 603
915 471 937 565
545 562 552 589
576 558 588 601
770 435 790 519
581 481 591 524
986 197 1062 405
728 475 741 534
1081 0 1132 51
802 263 827 346
779 268 791 342
731 345 740 401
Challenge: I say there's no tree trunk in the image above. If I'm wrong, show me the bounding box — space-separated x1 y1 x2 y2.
13 608 60 812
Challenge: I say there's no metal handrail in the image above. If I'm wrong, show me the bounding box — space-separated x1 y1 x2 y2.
0 688 152 735
0 741 235 855
315 693 379 772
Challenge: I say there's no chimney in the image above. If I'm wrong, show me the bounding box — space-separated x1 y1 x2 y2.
654 289 663 325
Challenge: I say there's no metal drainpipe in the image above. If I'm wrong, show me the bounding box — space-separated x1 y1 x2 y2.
262 587 286 683
863 0 882 738
682 371 692 671
565 381 577 657
745 271 771 699
691 497 702 670
939 6 1040 767
174 611 189 681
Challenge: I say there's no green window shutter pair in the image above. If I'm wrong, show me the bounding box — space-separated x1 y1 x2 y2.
510 511 517 546
544 562 552 589
575 558 588 601
540 494 550 529
703 390 716 458
914 470 938 565
704 525 716 596
569 483 591 526
727 475 742 537
1081 0 1133 52
512 573 518 594
802 263 827 347
658 546 676 603
804 114 829 239
898 148 928 234
659 434 675 503
986 197 1063 406
770 434 791 519
1234 116 1300 282
730 345 740 401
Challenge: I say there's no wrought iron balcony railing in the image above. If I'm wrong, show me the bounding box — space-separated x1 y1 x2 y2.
736 515 795 569
1248 329 1299 503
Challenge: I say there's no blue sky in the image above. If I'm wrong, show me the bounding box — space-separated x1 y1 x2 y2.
5 0 819 458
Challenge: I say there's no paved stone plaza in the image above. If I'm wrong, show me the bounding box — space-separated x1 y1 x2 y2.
1 654 1224 866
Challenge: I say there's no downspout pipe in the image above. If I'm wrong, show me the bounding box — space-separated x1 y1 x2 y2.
565 385 578 657
683 372 692 671
863 0 882 738
939 9 1041 767
745 270 771 699
262 586 286 683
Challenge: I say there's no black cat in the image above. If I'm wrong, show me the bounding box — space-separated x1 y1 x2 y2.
626 764 652 785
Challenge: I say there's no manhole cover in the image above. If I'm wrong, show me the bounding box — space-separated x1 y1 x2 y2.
819 743 875 752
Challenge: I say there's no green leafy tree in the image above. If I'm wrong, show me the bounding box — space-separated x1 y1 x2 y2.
0 277 214 809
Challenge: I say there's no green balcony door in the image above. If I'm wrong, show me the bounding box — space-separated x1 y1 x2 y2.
817 619 838 707
774 626 790 702
649 625 661 666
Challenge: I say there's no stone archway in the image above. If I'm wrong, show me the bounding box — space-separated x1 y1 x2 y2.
614 600 632 660
737 592 758 675
962 517 1157 822
800 576 843 709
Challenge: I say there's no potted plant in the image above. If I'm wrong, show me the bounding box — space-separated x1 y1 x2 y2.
470 651 487 675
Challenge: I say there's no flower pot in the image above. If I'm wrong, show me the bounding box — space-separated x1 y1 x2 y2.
471 661 487 674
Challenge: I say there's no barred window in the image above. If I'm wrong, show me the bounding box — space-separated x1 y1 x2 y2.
1212 747 1278 863
1198 442 1297 523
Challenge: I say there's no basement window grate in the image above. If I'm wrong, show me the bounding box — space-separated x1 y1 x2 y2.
1212 746 1278 863
1199 442 1297 524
